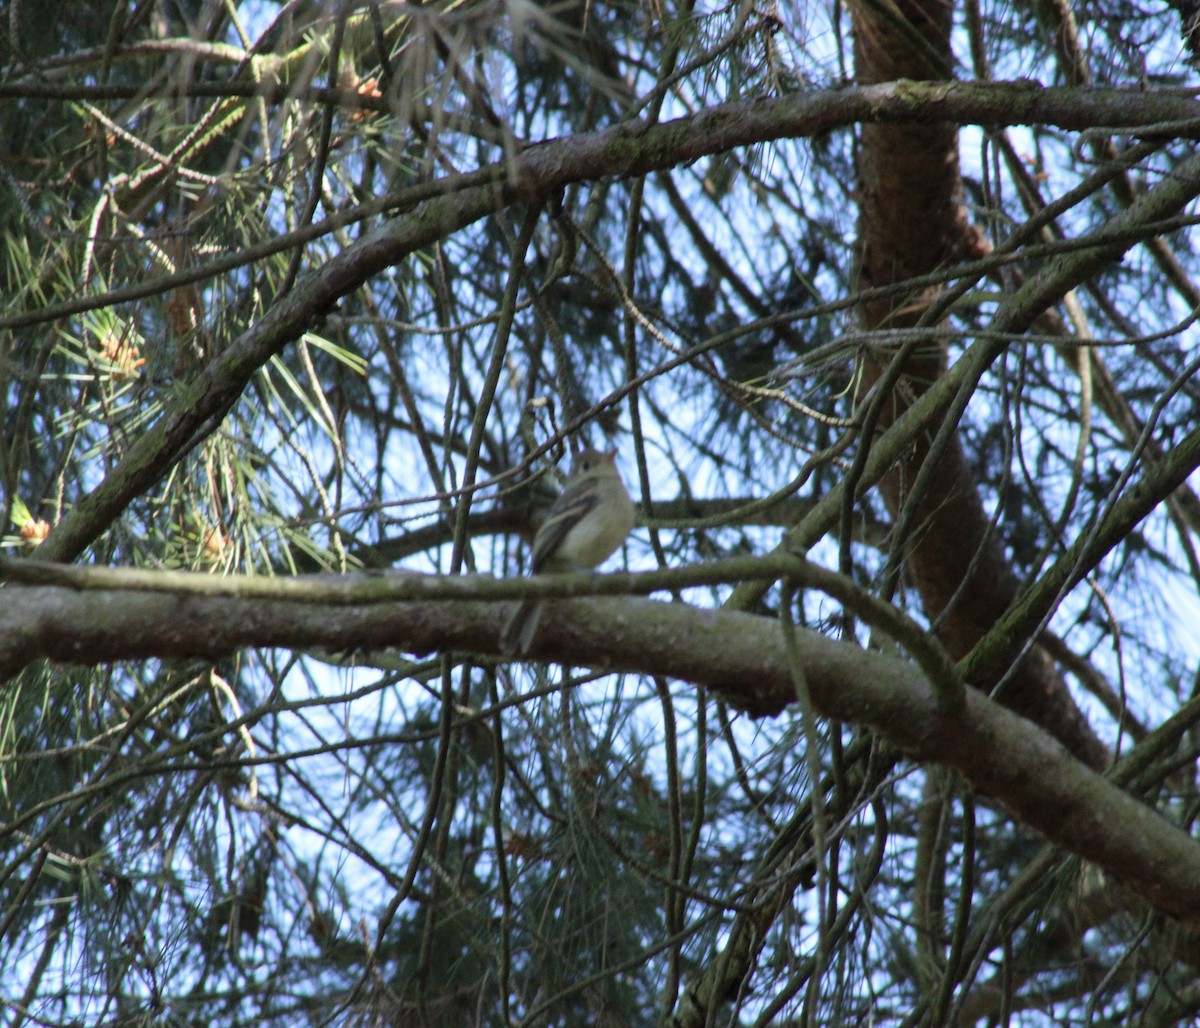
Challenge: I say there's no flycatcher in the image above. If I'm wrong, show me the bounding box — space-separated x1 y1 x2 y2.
500 449 636 655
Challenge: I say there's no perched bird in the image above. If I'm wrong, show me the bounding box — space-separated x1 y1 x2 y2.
500 449 636 656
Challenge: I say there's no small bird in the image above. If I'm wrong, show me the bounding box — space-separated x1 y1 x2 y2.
500 449 636 656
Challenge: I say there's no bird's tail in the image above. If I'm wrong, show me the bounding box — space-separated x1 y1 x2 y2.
499 598 545 656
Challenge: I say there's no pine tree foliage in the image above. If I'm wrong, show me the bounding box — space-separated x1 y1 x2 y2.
3 1 1200 1024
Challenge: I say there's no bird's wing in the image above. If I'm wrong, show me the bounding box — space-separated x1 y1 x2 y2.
530 482 600 572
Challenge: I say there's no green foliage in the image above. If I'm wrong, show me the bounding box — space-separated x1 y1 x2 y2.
3 2 1200 1026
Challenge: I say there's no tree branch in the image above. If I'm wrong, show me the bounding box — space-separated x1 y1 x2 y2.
23 80 1200 563
2 570 1199 929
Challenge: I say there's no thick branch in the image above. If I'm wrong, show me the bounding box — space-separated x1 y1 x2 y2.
25 81 1200 563
2 579 1198 928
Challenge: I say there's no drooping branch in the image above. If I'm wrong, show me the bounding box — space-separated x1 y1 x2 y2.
2 571 1199 928
24 81 1200 564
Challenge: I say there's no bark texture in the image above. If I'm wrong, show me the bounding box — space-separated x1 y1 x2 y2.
851 0 1107 767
